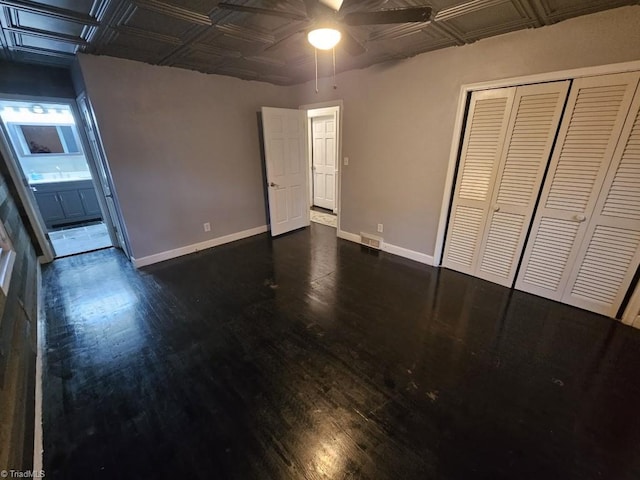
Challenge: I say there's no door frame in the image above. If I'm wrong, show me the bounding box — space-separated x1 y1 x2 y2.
307 106 339 214
299 100 343 233
0 93 128 261
76 92 132 258
435 59 640 267
0 116 54 261
434 58 640 321
622 284 640 328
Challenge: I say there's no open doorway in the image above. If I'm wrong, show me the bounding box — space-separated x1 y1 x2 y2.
260 102 342 238
0 99 112 258
307 106 340 231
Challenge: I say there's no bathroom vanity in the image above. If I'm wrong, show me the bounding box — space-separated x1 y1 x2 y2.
31 179 101 229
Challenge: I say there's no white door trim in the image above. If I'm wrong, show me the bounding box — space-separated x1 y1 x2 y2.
76 92 132 259
0 94 81 263
434 59 640 323
309 114 336 211
622 283 640 327
434 59 640 267
0 93 130 261
0 126 54 261
299 100 343 233
307 107 339 213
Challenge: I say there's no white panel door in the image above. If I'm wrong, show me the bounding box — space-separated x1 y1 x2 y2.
562 84 640 316
311 115 337 211
262 107 309 237
516 72 640 301
442 87 515 275
476 81 570 286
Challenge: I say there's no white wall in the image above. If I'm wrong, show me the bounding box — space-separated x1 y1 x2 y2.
294 6 640 259
77 54 297 259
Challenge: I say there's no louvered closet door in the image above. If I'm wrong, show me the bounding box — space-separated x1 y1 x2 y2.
442 88 515 274
475 81 570 286
515 72 640 301
562 85 640 316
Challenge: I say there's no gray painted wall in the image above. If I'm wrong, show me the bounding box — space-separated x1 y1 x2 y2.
77 55 298 259
78 6 640 262
293 5 640 258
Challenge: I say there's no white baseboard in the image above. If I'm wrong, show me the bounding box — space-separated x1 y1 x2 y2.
337 229 360 243
33 264 44 474
337 229 434 266
382 241 434 265
133 225 268 268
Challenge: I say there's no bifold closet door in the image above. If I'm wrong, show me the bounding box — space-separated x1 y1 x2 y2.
475 81 570 286
561 82 640 316
442 88 515 276
516 72 640 313
443 82 570 286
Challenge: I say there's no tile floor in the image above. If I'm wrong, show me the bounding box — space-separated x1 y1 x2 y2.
310 210 337 228
310 206 337 228
49 222 112 257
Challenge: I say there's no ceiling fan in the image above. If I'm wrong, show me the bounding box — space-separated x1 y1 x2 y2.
217 0 433 56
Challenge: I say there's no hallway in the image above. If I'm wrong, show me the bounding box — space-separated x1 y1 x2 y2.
42 223 640 479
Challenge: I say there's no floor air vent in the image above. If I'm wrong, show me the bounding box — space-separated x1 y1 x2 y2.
360 232 383 250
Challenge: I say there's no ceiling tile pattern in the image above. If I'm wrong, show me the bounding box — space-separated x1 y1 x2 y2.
0 0 637 85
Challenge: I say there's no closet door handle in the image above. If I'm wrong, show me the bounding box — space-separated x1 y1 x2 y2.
493 205 500 212
574 214 586 222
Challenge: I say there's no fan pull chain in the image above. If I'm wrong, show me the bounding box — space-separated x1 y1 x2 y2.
314 48 318 94
332 47 337 90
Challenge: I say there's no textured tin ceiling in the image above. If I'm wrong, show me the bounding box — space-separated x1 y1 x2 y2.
0 0 637 85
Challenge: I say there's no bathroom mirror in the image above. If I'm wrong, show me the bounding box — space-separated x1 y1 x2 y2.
17 125 80 155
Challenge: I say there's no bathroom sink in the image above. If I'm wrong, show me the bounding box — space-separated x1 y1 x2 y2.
28 171 92 184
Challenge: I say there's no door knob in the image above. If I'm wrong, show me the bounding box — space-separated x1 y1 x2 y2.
269 182 279 188
574 214 586 222
493 205 500 212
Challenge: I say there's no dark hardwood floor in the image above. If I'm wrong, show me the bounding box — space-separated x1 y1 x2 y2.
42 223 640 479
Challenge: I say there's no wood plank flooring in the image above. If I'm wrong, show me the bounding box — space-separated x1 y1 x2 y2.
42 223 640 479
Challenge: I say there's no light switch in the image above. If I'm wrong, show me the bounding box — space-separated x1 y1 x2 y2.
344 157 349 165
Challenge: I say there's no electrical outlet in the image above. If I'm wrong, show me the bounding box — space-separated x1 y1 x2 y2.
203 222 211 232
377 223 383 233
344 157 349 165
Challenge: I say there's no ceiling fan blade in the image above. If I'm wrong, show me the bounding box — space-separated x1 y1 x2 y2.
302 0 317 17
217 2 307 21
343 6 432 26
340 30 366 56
303 0 339 18
263 27 306 52
318 0 344 11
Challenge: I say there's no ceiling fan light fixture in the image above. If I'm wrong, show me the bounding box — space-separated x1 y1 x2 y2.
307 27 341 50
